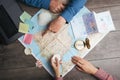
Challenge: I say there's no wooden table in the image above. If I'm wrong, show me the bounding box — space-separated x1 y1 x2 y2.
0 0 120 80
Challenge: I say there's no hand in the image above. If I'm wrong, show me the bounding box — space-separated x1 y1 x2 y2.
49 0 65 13
48 16 66 33
36 60 42 68
51 57 61 77
72 56 98 75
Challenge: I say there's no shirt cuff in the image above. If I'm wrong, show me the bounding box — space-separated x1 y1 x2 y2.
61 9 74 23
41 0 50 9
94 68 110 80
55 77 63 80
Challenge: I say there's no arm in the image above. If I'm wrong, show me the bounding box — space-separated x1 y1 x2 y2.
94 68 116 80
48 0 87 33
19 0 50 9
72 56 116 80
35 59 63 80
20 0 87 33
61 0 87 23
19 0 64 12
51 57 63 80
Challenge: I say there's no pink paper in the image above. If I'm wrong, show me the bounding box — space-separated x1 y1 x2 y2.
23 34 33 44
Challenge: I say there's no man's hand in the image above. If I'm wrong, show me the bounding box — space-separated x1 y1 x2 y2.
49 0 65 13
72 56 98 75
48 16 66 33
51 57 61 77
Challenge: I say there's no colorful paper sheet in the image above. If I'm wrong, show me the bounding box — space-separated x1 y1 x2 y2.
20 11 31 22
83 12 98 34
23 34 33 44
19 22 29 33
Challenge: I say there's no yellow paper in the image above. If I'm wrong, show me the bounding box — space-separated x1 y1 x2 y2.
20 11 31 22
19 22 29 33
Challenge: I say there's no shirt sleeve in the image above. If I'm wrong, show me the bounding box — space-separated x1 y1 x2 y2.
19 0 50 9
93 68 116 80
61 0 87 23
55 77 63 80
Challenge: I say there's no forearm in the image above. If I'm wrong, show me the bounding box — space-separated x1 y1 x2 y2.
93 68 116 80
54 69 63 80
61 0 87 23
19 0 50 9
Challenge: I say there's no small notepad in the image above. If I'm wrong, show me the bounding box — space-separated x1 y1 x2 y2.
19 22 29 33
20 11 31 22
23 34 33 44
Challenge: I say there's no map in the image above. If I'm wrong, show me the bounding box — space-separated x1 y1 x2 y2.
18 7 115 77
33 24 72 61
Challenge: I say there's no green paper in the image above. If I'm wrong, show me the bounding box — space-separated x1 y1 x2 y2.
19 22 29 33
20 11 31 22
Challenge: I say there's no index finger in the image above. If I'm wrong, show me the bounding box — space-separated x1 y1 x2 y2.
55 57 59 66
72 56 81 61
72 56 84 64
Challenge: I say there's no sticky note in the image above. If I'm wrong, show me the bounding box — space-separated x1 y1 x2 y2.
23 34 33 44
19 22 29 33
24 19 34 31
20 11 31 22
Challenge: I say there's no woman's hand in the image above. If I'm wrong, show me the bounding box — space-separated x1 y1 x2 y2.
51 57 61 77
72 56 98 75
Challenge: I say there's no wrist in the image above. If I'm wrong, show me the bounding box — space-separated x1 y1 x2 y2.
91 68 98 75
55 70 60 77
58 16 66 23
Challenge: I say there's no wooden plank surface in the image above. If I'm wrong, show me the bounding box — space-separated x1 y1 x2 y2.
0 67 52 80
86 0 120 8
0 41 36 69
19 3 39 16
85 31 120 60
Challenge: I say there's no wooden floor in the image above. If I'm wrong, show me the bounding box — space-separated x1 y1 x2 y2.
0 0 120 80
